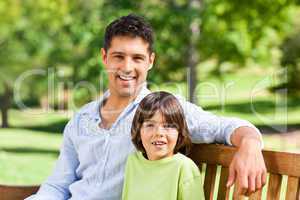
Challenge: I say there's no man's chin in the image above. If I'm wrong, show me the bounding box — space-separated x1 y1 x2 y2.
118 88 138 97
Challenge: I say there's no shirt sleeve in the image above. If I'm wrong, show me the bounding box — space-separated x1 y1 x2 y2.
178 176 204 200
178 157 204 200
121 155 131 200
178 97 262 145
25 116 80 200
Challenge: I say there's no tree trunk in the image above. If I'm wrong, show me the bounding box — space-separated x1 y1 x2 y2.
187 0 201 103
1 104 9 128
0 85 12 128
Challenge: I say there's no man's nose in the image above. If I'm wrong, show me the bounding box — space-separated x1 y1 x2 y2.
122 58 134 73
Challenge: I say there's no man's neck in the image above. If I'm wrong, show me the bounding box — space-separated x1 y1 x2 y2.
99 89 141 129
104 94 134 111
104 84 144 110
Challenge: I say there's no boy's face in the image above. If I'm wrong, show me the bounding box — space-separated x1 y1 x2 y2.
140 111 178 161
101 36 155 98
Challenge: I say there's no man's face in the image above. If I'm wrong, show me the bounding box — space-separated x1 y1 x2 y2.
101 36 155 97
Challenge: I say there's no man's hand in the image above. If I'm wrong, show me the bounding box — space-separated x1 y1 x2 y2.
227 127 267 196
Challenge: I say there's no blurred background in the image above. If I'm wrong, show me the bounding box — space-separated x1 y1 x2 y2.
0 0 300 185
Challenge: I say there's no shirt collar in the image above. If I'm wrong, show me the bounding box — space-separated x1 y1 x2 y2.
85 82 151 121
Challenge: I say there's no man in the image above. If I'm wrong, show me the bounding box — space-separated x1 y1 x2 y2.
27 14 266 200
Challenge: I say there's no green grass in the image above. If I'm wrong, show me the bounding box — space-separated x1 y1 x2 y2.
0 68 299 187
155 67 300 127
0 109 66 185
0 129 61 185
0 109 298 185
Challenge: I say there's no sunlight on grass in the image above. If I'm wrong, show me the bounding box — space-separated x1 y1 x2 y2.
0 129 62 185
0 69 299 185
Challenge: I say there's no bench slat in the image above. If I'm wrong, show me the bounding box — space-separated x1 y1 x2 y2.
204 164 217 200
190 144 300 177
233 184 246 200
249 189 262 200
285 176 299 200
267 173 282 200
0 185 39 200
217 167 230 200
298 178 300 200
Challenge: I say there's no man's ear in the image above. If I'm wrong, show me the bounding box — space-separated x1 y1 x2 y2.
148 52 155 71
148 64 153 70
101 48 107 68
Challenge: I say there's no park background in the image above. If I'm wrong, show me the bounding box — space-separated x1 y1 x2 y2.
0 0 300 194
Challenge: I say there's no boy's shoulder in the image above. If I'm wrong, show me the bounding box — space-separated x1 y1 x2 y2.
127 151 138 159
175 153 198 167
175 153 201 179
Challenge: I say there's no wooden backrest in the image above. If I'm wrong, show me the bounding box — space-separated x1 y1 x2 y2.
189 144 300 200
0 185 39 200
0 144 299 200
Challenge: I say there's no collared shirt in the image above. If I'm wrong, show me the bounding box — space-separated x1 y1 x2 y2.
26 86 260 200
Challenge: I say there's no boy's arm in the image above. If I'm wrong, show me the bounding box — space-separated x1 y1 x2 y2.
178 159 204 200
178 177 204 200
25 117 79 200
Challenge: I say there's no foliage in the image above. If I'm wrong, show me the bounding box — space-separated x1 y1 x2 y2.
0 0 298 126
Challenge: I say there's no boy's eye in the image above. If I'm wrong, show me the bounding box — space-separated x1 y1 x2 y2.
144 122 154 127
163 123 177 129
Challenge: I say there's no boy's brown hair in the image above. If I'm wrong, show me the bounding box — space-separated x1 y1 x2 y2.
131 91 192 155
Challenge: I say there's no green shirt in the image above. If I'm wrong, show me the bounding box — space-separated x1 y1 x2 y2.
122 151 204 200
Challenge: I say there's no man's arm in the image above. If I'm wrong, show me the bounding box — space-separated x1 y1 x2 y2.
25 117 79 200
227 126 267 195
178 98 266 195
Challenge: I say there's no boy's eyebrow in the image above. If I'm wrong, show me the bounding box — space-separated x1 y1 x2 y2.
144 119 169 124
144 119 157 123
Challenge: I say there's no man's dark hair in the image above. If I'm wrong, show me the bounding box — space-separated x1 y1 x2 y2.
131 91 192 156
104 14 154 53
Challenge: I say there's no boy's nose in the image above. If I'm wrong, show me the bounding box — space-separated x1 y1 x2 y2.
155 127 166 136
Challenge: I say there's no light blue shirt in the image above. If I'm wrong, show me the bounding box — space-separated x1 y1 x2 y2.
26 86 260 200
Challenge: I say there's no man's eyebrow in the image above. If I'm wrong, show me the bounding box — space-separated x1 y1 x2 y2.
110 52 146 59
110 51 125 55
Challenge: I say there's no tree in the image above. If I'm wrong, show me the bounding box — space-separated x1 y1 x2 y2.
273 6 300 95
0 0 297 128
0 0 71 127
277 32 300 95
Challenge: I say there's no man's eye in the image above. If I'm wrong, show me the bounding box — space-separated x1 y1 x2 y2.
114 55 123 59
134 57 143 61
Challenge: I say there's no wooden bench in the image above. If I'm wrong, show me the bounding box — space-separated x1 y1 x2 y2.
189 144 300 199
0 144 299 200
